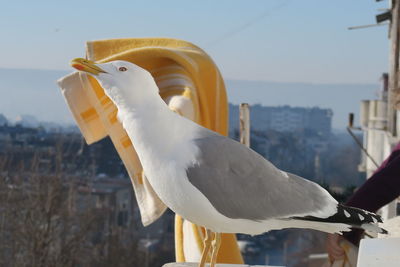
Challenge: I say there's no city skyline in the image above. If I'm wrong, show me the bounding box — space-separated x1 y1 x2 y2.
0 67 380 130
0 66 380 129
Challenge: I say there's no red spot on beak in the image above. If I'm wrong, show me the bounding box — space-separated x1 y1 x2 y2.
72 64 84 71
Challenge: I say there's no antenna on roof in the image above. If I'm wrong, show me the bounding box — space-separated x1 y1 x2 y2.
348 1 391 30
348 23 388 30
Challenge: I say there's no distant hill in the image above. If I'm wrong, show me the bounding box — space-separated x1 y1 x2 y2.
0 68 379 129
0 68 71 124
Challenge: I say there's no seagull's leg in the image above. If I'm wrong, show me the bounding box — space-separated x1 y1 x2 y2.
198 229 213 267
210 232 221 267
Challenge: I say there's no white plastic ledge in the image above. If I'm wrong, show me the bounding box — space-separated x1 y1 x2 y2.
357 237 400 267
163 263 284 267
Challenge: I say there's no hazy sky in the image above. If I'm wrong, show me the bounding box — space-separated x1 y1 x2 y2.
0 0 390 83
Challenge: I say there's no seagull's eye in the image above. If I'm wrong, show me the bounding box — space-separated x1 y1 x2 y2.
118 67 127 72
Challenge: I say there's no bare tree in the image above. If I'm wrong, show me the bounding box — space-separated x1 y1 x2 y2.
0 139 144 267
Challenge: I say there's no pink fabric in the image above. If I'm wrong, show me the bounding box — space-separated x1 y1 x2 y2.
344 143 400 245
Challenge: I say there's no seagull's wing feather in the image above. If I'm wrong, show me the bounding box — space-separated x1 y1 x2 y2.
187 129 337 221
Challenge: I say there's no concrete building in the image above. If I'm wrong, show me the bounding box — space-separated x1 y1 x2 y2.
0 114 8 126
357 73 398 220
76 178 135 229
229 104 332 137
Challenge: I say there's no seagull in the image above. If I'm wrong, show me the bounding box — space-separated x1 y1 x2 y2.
71 58 387 267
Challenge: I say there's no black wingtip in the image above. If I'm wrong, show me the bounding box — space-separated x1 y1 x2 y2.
291 204 386 234
373 212 384 223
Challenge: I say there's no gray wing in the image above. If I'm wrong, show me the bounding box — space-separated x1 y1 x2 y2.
187 129 335 221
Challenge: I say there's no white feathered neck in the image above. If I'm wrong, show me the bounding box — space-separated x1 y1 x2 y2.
114 78 200 175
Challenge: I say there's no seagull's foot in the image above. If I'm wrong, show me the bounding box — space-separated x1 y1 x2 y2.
210 232 221 267
198 229 213 267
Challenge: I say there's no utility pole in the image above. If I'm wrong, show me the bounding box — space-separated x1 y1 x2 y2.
239 103 250 147
388 0 400 136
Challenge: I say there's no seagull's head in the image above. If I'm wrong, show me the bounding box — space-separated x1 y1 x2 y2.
71 58 159 108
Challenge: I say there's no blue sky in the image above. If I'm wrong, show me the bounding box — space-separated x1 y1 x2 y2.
0 1 392 128
0 0 390 83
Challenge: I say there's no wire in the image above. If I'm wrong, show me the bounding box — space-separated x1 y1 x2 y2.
205 0 292 48
346 127 380 168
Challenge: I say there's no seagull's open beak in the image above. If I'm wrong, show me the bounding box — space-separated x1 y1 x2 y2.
70 58 107 76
